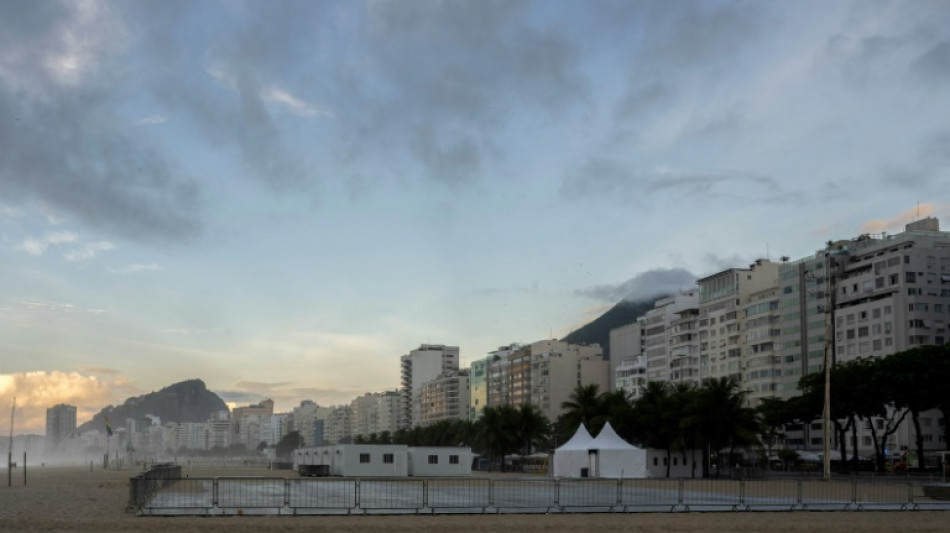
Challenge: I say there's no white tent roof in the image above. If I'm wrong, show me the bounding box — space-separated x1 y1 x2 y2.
556 423 593 451
588 422 639 451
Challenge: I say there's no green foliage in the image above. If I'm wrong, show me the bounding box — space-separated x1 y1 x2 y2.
275 431 304 459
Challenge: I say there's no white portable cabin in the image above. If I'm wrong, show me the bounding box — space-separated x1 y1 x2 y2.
645 449 699 478
294 444 409 477
407 447 474 476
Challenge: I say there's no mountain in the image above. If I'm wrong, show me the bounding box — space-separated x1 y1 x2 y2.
78 378 228 433
562 297 659 359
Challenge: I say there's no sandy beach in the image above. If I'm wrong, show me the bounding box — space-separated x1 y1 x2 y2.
1 466 947 533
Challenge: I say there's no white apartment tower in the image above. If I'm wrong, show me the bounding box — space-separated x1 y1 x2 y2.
697 259 780 386
419 370 471 426
399 344 460 429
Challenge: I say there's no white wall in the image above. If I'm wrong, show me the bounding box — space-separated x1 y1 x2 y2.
407 447 473 476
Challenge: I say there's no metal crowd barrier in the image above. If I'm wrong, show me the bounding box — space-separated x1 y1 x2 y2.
133 475 950 515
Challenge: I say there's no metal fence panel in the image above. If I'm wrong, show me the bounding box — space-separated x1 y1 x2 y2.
142 478 212 510
358 479 424 510
216 477 285 509
742 479 799 510
680 479 742 510
490 479 557 509
556 479 618 508
799 478 855 510
425 478 491 509
619 479 679 509
288 478 356 509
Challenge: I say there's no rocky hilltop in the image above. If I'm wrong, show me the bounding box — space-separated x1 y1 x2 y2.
78 378 228 433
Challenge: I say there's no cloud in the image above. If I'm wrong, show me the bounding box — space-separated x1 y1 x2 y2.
10 297 105 316
701 253 760 274
107 262 161 274
912 39 950 83
560 160 790 205
64 240 115 262
0 2 202 243
136 114 167 125
0 371 135 434
577 267 698 303
860 204 949 234
17 231 79 256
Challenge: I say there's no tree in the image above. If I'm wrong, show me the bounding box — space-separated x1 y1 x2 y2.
686 377 758 477
513 403 550 455
275 431 304 460
475 405 518 471
560 384 603 434
632 382 677 476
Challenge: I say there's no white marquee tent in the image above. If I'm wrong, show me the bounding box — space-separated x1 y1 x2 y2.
551 423 594 477
553 422 647 478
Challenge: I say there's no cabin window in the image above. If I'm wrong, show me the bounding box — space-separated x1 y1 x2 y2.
359 453 370 464
428 455 439 464
383 453 394 464
449 455 459 465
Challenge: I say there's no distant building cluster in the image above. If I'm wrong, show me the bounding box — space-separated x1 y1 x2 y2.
41 216 950 464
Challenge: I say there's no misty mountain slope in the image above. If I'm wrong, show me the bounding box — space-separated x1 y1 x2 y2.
562 297 658 359
78 379 228 433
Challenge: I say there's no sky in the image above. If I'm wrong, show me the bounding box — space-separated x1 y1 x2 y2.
2 0 949 435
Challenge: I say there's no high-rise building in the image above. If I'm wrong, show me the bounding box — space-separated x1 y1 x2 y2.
609 291 699 398
45 404 77 449
697 259 780 385
292 400 332 447
483 340 608 421
350 391 400 438
399 344 459 429
419 370 470 426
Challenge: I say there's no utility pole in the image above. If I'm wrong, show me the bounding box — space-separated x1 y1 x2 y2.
7 397 14 488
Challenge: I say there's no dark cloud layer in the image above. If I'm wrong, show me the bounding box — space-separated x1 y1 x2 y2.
577 267 697 303
0 1 201 242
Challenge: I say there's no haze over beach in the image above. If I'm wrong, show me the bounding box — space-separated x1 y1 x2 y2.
3 1 950 434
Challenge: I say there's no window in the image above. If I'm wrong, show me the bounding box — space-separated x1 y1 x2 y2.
862 436 872 446
653 457 658 466
872 308 881 319
907 272 917 283
428 455 438 464
360 453 370 464
383 453 394 464
449 455 459 465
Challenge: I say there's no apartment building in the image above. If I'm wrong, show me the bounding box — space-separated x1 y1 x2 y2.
324 405 352 444
609 290 699 397
350 391 400 439
292 400 332 447
610 322 647 397
482 340 608 421
45 404 77 449
399 344 459 429
484 344 521 413
697 259 780 385
419 370 471 426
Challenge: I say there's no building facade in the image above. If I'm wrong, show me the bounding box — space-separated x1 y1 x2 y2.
45 404 77 449
399 344 459 429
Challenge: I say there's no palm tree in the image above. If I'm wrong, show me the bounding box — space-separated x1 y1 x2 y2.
632 381 676 476
560 383 602 434
513 403 550 455
687 377 758 477
475 405 518 471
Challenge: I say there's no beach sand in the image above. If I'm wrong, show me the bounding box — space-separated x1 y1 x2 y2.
1 466 947 532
